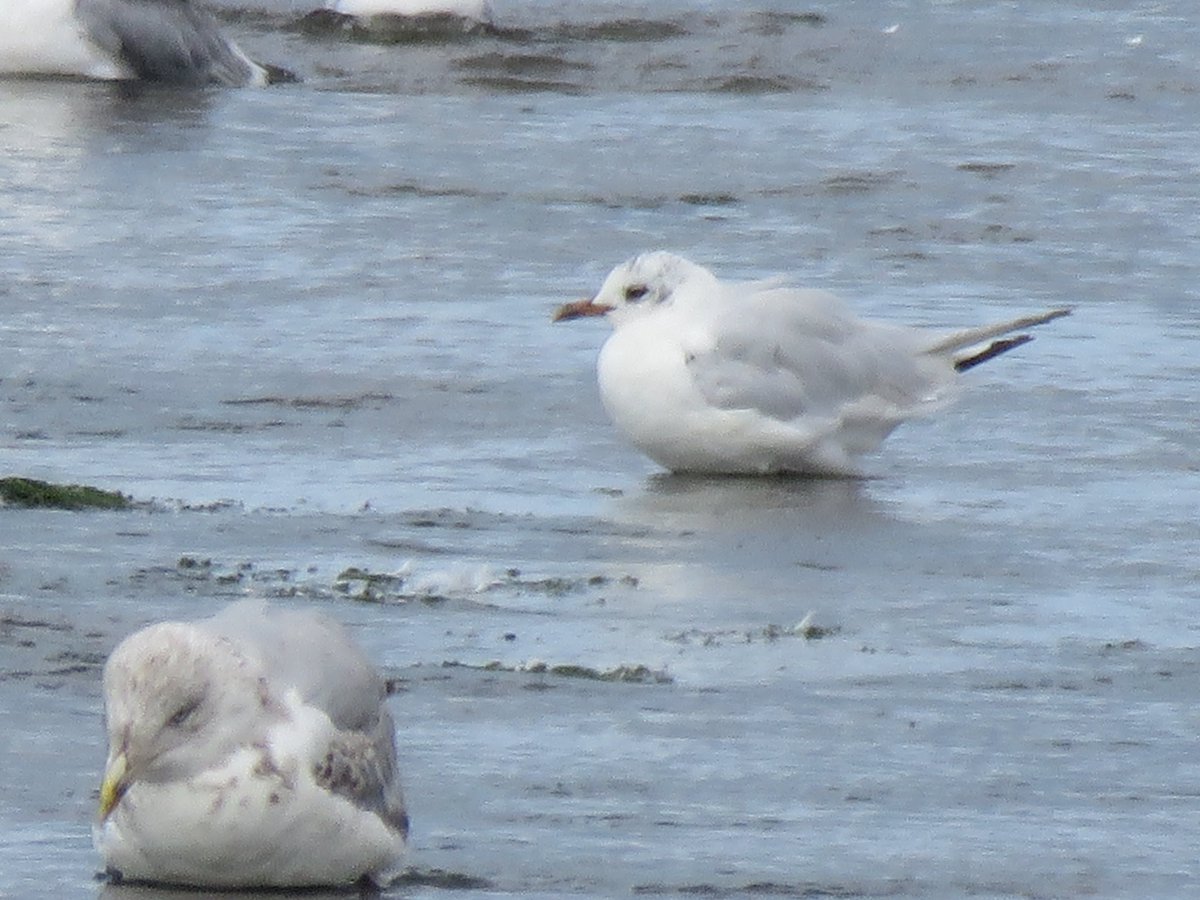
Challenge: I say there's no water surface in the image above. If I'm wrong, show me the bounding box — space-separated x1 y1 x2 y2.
1 2 1198 897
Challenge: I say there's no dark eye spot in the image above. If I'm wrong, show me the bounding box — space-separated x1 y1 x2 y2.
166 697 203 729
624 284 650 302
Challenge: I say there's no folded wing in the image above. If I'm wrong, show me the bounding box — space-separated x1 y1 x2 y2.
75 0 263 85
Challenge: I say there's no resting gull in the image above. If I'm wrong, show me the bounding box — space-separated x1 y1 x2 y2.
554 251 1071 476
302 0 494 35
94 600 408 888
325 0 493 21
0 0 283 85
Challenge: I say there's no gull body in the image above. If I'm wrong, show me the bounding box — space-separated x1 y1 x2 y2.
329 0 493 17
95 600 407 888
555 252 1070 476
0 0 272 85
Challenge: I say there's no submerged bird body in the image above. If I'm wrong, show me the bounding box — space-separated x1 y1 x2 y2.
0 0 271 85
555 252 1070 476
95 601 406 888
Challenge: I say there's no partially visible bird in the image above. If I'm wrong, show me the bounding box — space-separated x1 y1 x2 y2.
554 251 1070 476
95 600 407 888
0 0 289 86
299 0 492 40
325 0 493 19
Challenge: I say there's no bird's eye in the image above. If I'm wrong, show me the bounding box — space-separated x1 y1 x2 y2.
166 698 203 729
624 284 650 302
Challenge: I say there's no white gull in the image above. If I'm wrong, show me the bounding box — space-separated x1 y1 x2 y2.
326 0 493 20
554 251 1070 476
94 600 407 888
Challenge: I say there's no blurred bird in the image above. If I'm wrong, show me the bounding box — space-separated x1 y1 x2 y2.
0 0 290 85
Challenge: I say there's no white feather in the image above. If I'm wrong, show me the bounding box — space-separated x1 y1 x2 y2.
0 0 128 80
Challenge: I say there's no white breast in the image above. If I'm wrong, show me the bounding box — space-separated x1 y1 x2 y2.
0 0 129 80
94 701 404 888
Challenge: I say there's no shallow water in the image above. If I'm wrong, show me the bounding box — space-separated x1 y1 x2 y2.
1 1 1199 897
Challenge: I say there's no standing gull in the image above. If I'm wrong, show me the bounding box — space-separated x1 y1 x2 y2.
554 252 1070 476
0 0 282 85
95 600 407 888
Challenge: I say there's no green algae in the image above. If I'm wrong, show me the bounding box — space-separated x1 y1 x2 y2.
0 477 130 511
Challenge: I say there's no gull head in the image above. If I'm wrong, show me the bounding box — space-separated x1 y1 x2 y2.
98 623 275 821
553 251 715 326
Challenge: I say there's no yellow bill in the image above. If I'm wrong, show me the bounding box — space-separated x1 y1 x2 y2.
98 752 129 821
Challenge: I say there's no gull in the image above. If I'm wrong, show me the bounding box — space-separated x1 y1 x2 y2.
306 0 494 34
325 0 493 19
554 252 1070 476
0 0 285 85
95 600 407 888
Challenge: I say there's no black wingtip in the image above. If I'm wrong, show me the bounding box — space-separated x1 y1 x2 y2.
954 334 1035 372
261 62 300 85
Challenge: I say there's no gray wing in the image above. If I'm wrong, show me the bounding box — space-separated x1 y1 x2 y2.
315 707 409 838
685 285 950 421
74 0 261 85
207 601 408 835
206 600 387 733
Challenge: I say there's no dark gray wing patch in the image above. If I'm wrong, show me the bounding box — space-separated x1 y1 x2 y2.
74 0 261 85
